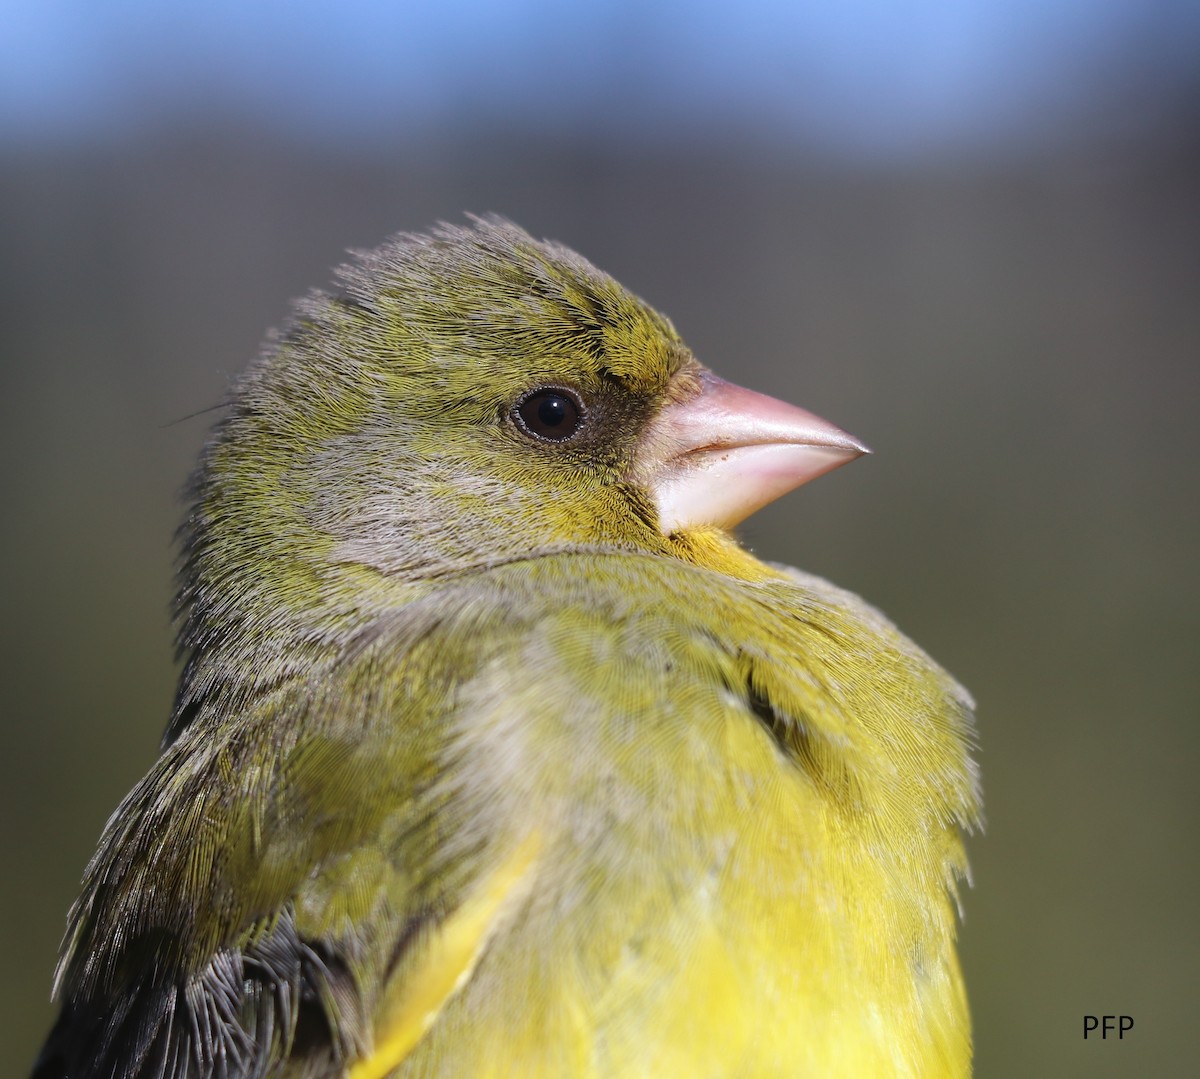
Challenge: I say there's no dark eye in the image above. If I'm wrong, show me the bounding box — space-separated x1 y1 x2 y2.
513 388 584 442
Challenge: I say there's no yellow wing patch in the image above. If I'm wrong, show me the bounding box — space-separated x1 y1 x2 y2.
349 832 543 1079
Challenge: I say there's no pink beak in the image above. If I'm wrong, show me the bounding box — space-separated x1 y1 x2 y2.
641 371 869 534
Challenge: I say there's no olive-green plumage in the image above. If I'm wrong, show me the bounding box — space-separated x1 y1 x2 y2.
34 217 980 1078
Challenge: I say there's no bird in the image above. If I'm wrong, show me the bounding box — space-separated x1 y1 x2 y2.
32 216 980 1078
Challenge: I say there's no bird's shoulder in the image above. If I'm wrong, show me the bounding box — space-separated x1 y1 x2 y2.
35 548 976 1079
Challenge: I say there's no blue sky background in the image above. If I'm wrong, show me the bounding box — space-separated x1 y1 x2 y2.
3 0 1199 156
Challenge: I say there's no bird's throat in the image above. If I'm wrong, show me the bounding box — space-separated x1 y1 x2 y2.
665 527 785 582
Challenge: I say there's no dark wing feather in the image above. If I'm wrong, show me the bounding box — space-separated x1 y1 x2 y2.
32 909 366 1079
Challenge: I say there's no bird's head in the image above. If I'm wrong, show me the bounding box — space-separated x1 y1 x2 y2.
182 217 866 646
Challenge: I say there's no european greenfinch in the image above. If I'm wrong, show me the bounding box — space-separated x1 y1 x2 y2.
33 217 980 1078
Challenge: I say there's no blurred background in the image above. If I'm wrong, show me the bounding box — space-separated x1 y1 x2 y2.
2 1 1197 1074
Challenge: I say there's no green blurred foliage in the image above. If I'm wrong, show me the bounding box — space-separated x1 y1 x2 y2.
2 123 1197 1075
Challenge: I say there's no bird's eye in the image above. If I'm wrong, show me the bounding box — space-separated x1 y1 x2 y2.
513 388 584 442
